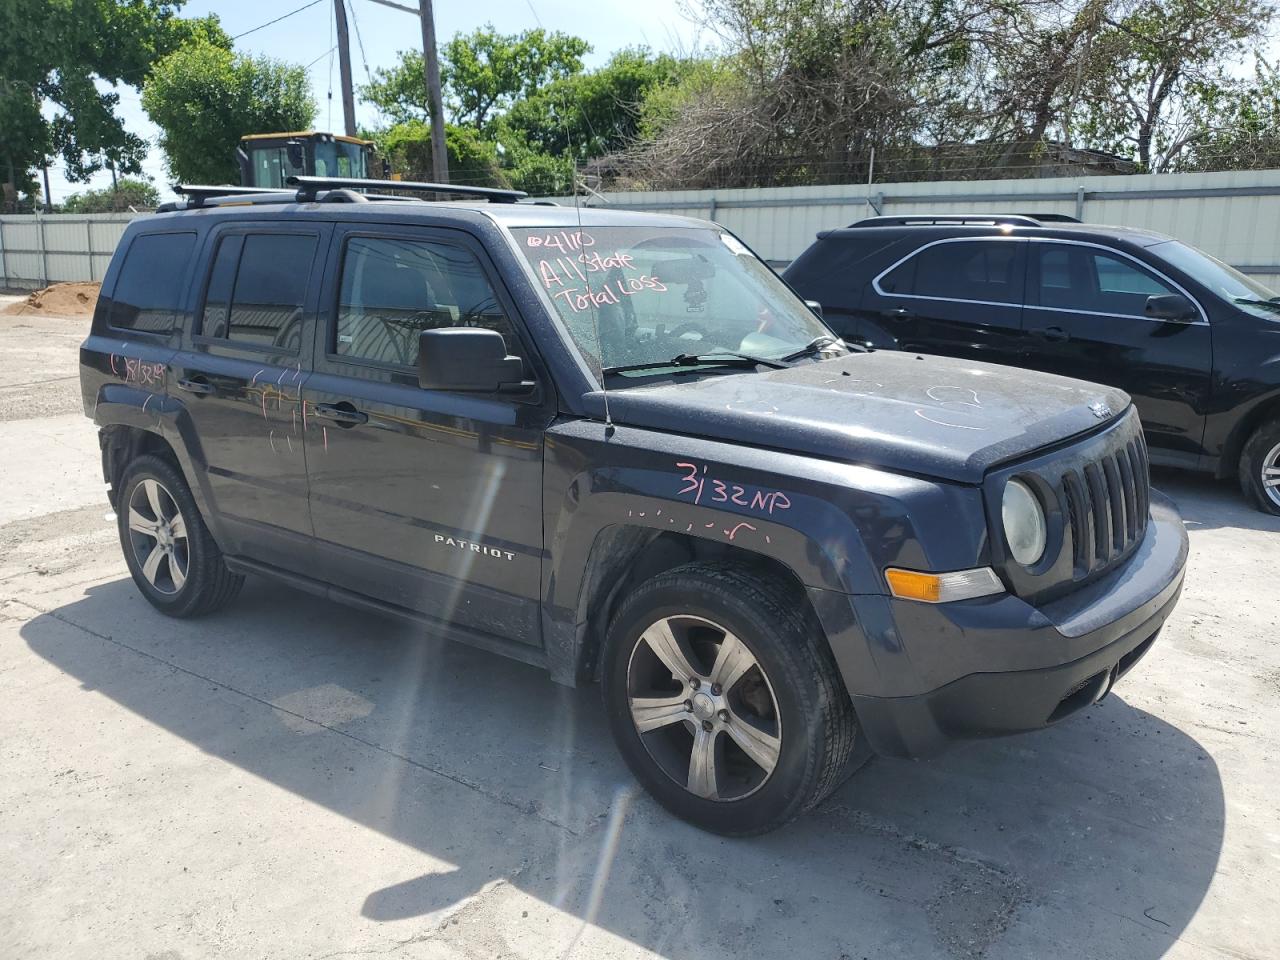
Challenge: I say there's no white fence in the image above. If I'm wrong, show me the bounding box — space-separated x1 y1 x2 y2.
4 169 1280 291
0 213 140 290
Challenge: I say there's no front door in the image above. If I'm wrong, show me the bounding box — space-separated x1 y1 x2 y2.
860 236 1028 368
301 225 554 645
1020 240 1212 466
170 222 328 567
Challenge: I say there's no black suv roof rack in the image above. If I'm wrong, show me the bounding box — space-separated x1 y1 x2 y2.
159 177 531 214
287 175 527 204
158 184 293 212
848 212 1081 228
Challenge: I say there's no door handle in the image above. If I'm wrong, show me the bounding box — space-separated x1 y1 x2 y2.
1035 326 1070 342
887 307 914 320
176 377 216 396
313 402 369 426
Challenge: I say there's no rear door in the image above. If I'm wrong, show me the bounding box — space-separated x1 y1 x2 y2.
300 223 554 645
1021 240 1212 466
860 237 1028 368
169 221 329 568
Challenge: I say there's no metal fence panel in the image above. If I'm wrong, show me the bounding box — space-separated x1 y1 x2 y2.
0 213 141 289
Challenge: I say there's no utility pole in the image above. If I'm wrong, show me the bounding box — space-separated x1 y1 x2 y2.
360 0 450 183
40 160 53 213
417 0 450 184
333 0 358 137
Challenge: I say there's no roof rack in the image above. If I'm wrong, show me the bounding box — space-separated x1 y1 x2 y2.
849 214 1046 228
160 184 293 211
287 175 527 204
1013 212 1081 223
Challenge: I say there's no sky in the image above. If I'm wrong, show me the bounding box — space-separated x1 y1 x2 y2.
45 0 706 204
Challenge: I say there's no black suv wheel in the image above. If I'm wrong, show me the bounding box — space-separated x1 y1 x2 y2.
1239 420 1280 516
602 562 867 835
117 455 244 616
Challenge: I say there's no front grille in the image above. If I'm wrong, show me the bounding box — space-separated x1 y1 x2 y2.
1060 431 1150 578
986 407 1152 604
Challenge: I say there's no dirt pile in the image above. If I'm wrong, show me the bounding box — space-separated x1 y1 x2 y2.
0 281 100 318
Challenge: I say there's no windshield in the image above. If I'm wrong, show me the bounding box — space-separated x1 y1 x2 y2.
511 225 834 375
1151 240 1280 318
313 139 368 178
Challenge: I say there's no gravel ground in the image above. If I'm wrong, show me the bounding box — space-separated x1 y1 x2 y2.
1 306 1277 959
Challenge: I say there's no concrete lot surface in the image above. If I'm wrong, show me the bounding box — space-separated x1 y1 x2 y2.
2 299 1278 959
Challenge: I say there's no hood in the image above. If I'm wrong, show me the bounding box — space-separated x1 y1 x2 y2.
589 351 1131 483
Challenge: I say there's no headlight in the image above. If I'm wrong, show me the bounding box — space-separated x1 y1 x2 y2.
1002 478 1047 566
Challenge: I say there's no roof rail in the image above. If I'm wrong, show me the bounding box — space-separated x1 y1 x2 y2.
1013 212 1081 223
164 184 292 211
849 214 1046 228
287 175 527 203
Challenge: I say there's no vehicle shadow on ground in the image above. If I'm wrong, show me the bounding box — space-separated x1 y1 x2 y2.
23 578 1224 959
1153 466 1280 533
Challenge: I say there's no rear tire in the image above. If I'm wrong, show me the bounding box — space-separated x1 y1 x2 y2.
117 454 244 617
601 561 868 836
1238 421 1280 516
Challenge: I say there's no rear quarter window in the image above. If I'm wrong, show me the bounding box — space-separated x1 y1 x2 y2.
106 232 197 334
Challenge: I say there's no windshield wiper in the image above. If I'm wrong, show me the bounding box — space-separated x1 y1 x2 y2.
780 335 860 362
604 351 789 375
1233 297 1280 313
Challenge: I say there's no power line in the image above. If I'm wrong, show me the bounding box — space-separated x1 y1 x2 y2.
346 0 375 88
305 45 337 70
327 0 336 130
232 0 325 41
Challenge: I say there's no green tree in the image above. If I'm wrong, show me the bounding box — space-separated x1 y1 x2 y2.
1074 0 1273 170
498 48 693 160
372 120 508 186
0 0 225 203
61 176 159 212
363 26 589 131
1179 58 1280 171
142 38 315 184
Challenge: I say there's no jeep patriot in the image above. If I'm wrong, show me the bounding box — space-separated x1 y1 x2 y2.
79 177 1189 835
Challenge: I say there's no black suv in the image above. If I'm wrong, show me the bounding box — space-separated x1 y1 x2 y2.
80 180 1188 835
785 214 1280 514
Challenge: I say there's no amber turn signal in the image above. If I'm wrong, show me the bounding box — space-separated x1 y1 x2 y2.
884 566 1004 603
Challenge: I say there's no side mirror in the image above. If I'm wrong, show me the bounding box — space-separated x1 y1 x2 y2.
804 299 824 320
1145 293 1197 322
417 328 526 392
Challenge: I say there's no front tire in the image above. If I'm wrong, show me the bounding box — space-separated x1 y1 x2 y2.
117 454 244 617
1238 421 1280 515
602 562 866 836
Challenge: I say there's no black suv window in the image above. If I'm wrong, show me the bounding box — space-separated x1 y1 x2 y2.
1033 244 1176 318
335 236 519 367
201 233 317 351
108 232 196 333
879 240 1022 304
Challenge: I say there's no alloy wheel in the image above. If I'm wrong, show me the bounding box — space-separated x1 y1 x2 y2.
626 615 782 801
1263 441 1280 509
126 478 189 595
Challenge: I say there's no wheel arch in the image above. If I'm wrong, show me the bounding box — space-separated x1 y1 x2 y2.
1218 389 1280 479
560 524 821 686
100 424 181 509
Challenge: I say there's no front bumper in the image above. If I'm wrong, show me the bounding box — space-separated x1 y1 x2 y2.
825 490 1188 759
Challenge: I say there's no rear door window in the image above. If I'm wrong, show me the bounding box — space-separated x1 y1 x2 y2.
200 232 318 351
878 240 1024 304
108 232 196 333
